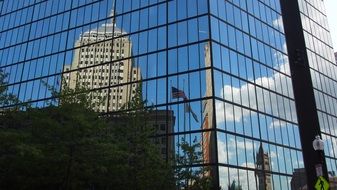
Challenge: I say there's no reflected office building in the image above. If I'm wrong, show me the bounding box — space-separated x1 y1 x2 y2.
1 0 337 189
62 12 140 112
61 11 176 160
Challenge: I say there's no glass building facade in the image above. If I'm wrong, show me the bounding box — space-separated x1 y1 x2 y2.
299 0 337 181
0 0 336 189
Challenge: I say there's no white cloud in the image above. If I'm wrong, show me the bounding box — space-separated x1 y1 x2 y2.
214 32 298 125
273 16 284 32
219 164 257 190
270 151 277 158
217 137 254 163
323 135 337 158
228 138 254 150
217 139 231 163
325 0 337 51
215 63 296 126
269 119 287 129
217 136 258 189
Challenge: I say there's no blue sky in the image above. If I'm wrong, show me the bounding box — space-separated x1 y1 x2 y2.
326 0 337 51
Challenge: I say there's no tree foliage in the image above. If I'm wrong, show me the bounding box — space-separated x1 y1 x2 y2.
0 70 20 110
0 71 214 189
104 86 175 190
175 137 214 190
0 77 174 189
228 180 243 190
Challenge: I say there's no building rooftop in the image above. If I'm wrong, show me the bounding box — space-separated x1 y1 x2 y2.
81 23 126 39
81 11 126 39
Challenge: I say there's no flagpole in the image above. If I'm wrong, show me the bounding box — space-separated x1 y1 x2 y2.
169 80 172 110
183 79 186 137
182 78 187 187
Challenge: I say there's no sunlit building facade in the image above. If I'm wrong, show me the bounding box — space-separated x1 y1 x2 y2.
62 13 140 112
0 0 336 189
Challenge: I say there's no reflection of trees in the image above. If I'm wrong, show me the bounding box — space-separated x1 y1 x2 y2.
0 70 20 110
227 180 242 190
175 137 213 190
44 76 106 109
0 81 175 190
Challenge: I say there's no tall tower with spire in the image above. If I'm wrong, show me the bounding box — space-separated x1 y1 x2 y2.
255 144 272 190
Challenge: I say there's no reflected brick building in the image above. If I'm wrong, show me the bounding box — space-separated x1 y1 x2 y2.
149 110 175 161
107 109 175 160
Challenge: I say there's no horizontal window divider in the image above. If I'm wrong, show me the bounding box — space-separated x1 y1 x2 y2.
0 0 48 18
213 96 298 126
212 1 283 35
316 109 337 122
149 128 214 139
313 87 337 104
1 76 213 109
210 39 291 78
215 128 302 152
0 0 101 33
213 66 295 101
218 163 294 177
1 57 211 91
173 162 217 169
0 26 210 69
0 11 207 52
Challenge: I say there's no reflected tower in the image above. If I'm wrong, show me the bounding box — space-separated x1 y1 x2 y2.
202 42 214 165
255 144 272 190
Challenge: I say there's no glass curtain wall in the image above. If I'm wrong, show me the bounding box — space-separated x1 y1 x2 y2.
0 0 214 188
298 0 337 177
0 0 312 189
209 0 303 189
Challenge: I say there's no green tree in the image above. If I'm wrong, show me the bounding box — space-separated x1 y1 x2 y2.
175 137 214 190
105 86 175 189
0 78 174 189
0 70 20 110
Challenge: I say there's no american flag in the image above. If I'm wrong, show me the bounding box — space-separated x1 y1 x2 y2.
171 87 187 99
171 86 199 123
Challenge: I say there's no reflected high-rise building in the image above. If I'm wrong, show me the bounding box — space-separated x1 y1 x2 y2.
61 10 175 161
62 12 140 112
